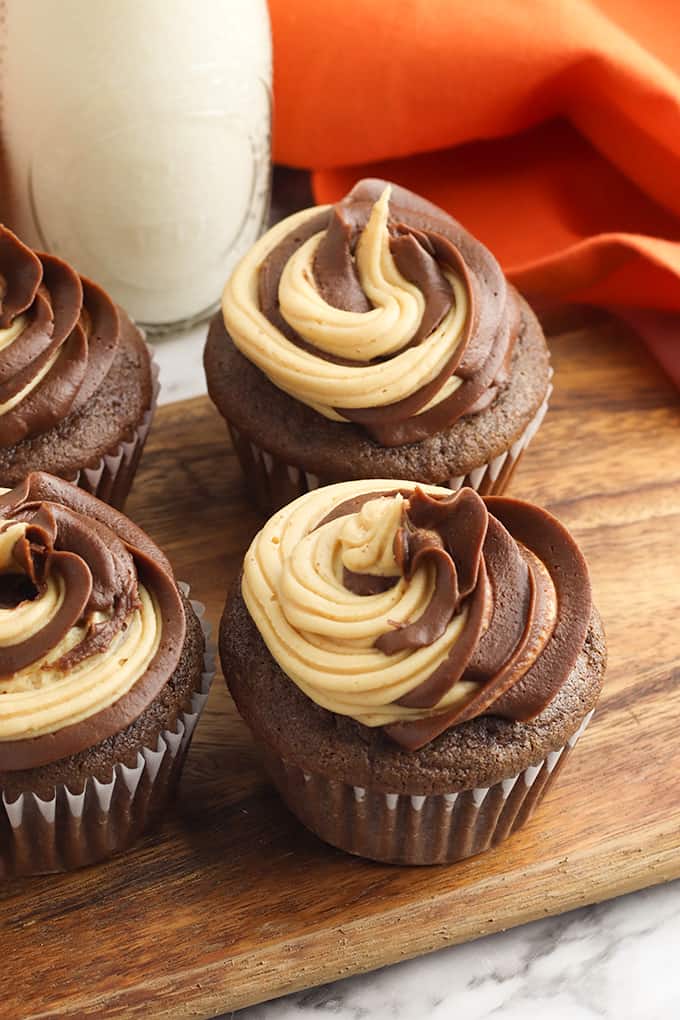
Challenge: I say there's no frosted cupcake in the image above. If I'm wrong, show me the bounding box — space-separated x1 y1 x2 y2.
0 226 157 507
205 180 551 514
220 481 606 865
0 474 212 877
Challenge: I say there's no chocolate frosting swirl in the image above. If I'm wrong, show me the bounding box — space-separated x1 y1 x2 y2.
0 473 186 771
222 180 519 446
241 481 592 751
0 225 120 446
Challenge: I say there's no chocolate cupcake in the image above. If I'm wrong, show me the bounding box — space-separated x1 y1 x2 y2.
205 180 552 515
0 474 213 877
221 480 606 865
0 226 158 508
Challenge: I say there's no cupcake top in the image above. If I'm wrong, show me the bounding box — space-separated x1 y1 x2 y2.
242 480 592 751
0 225 122 446
222 179 519 447
0 473 186 771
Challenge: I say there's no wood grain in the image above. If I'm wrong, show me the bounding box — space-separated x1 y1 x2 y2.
2 315 680 1019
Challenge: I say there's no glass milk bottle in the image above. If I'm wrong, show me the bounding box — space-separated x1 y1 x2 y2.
0 0 271 329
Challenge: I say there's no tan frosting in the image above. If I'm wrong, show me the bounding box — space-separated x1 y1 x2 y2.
0 312 64 418
0 346 63 416
0 314 28 352
242 480 480 726
0 306 65 418
222 187 468 422
340 495 402 577
243 480 594 754
0 508 162 742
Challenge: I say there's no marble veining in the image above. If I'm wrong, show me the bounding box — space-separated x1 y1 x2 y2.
154 327 679 1020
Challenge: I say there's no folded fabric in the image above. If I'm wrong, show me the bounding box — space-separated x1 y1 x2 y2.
269 0 680 328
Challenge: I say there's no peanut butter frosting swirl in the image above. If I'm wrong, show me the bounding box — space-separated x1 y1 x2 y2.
0 474 186 771
242 480 592 751
222 179 519 446
0 225 120 446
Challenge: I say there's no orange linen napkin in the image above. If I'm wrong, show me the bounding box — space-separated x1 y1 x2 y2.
269 0 680 352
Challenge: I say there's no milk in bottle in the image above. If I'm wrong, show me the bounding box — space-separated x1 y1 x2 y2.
0 0 272 328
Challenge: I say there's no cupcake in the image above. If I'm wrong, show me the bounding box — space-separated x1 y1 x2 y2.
0 473 213 877
205 179 552 515
0 225 158 508
220 480 606 866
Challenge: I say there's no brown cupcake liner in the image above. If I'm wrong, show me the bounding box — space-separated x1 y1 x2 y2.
226 380 552 515
69 343 160 509
0 590 214 878
261 706 593 866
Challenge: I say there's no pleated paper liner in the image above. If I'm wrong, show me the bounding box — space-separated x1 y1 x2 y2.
261 709 593 867
69 344 160 509
0 591 215 878
227 382 552 516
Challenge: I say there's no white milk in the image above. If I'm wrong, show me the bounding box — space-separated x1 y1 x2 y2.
0 0 271 327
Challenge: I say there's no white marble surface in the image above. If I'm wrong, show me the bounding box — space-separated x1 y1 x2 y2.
153 332 680 1020
150 321 211 406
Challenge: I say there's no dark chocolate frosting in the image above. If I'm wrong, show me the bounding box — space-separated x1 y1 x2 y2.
251 179 518 446
0 225 121 446
339 488 591 750
0 473 186 771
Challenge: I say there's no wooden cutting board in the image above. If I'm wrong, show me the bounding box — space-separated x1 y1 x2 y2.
2 313 680 1019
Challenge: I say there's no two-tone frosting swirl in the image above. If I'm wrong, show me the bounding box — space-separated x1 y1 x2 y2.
222 179 519 446
0 225 120 446
242 480 592 750
0 473 186 771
